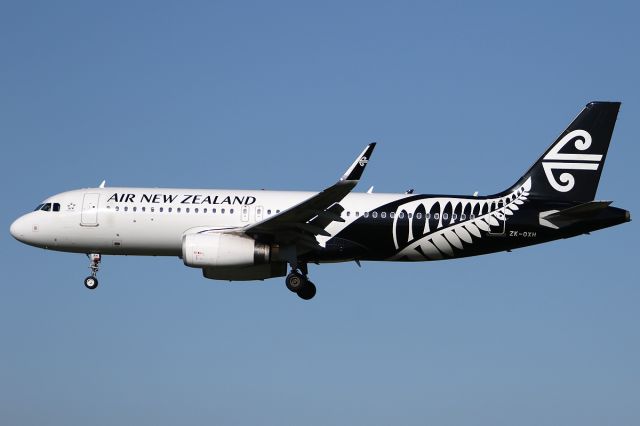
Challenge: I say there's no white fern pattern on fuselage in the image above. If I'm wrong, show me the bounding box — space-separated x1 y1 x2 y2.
389 177 532 260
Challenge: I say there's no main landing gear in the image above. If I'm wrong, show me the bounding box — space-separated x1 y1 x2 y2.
84 253 101 290
285 267 316 301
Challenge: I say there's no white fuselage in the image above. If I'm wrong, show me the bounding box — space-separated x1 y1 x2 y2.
10 187 406 257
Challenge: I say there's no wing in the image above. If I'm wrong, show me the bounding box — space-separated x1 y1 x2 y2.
244 143 376 251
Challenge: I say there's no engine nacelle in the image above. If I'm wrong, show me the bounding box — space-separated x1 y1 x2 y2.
182 233 270 268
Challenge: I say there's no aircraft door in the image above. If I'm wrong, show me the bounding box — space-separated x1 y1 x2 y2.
255 206 263 222
241 205 249 222
488 200 506 235
81 193 100 226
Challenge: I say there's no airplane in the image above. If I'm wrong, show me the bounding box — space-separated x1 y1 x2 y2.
10 101 631 300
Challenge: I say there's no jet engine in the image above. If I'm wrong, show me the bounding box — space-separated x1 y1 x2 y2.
182 233 270 268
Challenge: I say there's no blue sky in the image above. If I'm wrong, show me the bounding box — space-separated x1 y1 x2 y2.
1 1 638 425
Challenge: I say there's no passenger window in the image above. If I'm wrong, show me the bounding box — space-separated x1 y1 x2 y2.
195 208 199 213
355 212 360 217
160 207 163 212
390 212 395 219
399 212 404 219
372 212 378 219
426 213 431 219
230 208 234 214
221 208 225 214
381 212 386 219
186 208 190 213
408 213 413 219
141 207 146 212
461 214 466 220
168 207 172 213
115 206 120 211
177 207 181 213
267 209 272 215
416 213 422 219
203 208 207 213
276 210 280 213
434 213 440 220
346 211 351 217
212 208 216 213
364 212 369 218
133 207 137 212
124 206 129 212
452 213 457 220
150 207 154 212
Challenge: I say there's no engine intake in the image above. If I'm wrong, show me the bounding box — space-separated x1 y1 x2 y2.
182 233 270 268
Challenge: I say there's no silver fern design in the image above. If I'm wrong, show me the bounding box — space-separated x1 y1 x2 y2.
389 177 532 260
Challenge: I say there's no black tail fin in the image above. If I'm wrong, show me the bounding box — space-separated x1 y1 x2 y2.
502 101 621 202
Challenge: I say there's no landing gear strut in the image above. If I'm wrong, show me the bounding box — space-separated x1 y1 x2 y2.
84 253 101 290
285 265 316 300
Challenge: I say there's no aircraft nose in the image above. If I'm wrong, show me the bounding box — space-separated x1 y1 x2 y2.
10 216 28 242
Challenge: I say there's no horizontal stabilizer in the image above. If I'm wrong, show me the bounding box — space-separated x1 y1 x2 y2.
545 201 612 221
539 200 612 229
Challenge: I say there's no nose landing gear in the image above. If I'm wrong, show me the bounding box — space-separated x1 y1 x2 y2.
285 265 316 300
84 253 101 290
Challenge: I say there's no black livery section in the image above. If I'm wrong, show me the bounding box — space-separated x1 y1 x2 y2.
306 195 629 263
301 101 629 265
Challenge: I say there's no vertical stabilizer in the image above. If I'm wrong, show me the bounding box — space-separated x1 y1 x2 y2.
502 102 620 202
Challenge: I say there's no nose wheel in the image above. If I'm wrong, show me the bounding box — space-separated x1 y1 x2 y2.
84 275 99 289
84 253 101 290
285 267 317 300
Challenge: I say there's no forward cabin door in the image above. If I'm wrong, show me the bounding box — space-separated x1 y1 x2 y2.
241 205 249 222
81 193 100 226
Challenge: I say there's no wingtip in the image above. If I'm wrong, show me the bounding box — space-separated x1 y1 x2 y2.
340 143 376 182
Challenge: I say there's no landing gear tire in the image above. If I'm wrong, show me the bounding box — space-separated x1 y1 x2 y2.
285 272 305 293
84 276 99 290
84 253 102 290
297 281 316 300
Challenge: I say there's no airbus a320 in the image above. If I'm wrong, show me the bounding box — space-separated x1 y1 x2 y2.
10 102 631 300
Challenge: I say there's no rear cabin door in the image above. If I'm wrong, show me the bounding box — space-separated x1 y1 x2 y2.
488 199 506 235
81 193 100 226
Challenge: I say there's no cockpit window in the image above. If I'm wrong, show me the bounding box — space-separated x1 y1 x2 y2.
37 203 60 212
34 204 44 211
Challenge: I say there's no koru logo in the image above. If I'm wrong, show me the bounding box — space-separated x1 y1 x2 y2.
541 129 602 192
358 156 368 167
